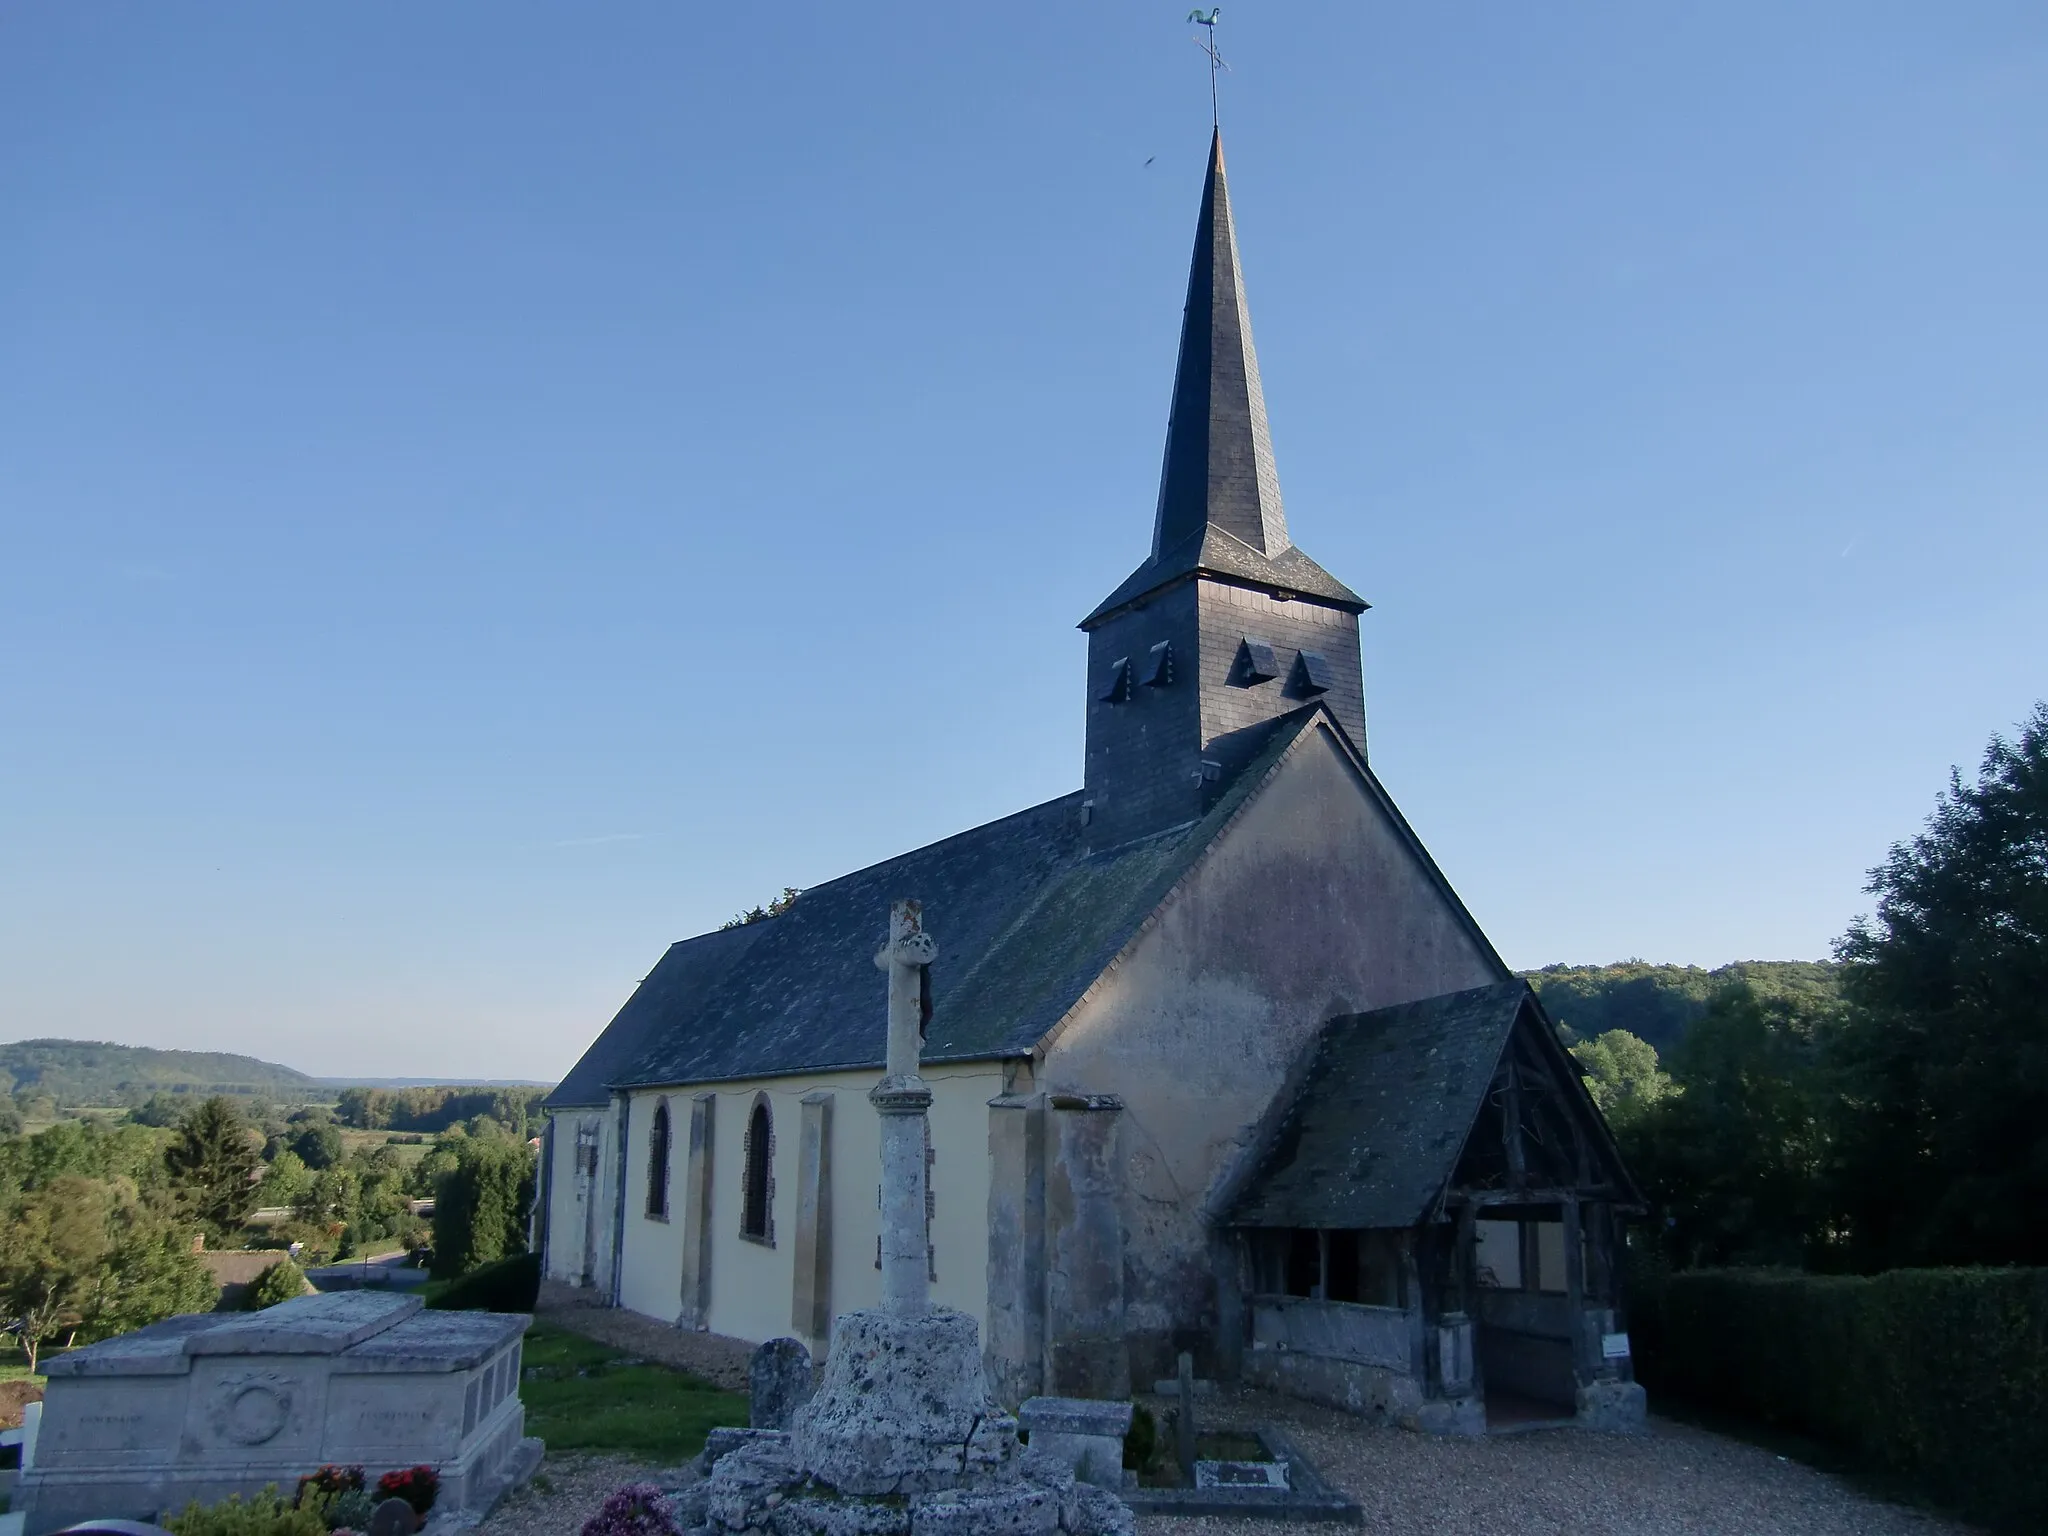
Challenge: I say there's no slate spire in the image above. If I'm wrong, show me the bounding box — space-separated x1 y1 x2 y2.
1082 133 1360 630
1153 129 1289 562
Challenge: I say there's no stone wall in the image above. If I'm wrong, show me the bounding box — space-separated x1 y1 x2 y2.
1039 723 1502 1385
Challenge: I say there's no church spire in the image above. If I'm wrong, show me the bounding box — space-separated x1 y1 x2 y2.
1082 133 1361 630
1153 129 1289 562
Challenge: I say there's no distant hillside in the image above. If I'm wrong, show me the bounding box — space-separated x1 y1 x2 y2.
316 1077 555 1089
1522 961 1841 1056
1 1038 321 1107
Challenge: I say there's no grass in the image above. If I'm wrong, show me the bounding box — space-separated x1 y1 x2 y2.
517 1323 746 1463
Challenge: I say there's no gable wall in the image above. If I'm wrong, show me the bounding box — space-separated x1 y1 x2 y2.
613 1063 1002 1348
541 1104 622 1291
1038 722 1501 1381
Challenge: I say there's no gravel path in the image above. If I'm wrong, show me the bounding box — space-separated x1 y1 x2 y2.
532 1282 756 1392
1137 1384 1968 1536
479 1452 698 1536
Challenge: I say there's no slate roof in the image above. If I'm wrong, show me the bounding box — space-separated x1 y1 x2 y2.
546 922 775 1108
1082 130 1365 629
1224 981 1533 1230
548 709 1325 1103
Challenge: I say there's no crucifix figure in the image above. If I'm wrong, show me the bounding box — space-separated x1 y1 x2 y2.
871 898 938 1316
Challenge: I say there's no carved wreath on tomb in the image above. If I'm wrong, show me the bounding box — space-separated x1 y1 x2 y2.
208 1371 296 1446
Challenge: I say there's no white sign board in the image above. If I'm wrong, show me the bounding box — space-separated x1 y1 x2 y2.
1601 1331 1632 1360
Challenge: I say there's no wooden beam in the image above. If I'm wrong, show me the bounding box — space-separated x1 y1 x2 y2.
1563 1194 1586 1383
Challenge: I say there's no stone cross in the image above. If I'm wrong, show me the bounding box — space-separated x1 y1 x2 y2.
871 898 938 1316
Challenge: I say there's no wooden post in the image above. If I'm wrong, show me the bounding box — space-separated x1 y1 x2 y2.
1563 1195 1586 1384
1176 1350 1197 1486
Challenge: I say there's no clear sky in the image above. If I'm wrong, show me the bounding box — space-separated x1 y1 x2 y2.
3 4 2043 1081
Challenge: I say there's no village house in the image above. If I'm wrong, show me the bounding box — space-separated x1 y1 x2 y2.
539 132 1643 1432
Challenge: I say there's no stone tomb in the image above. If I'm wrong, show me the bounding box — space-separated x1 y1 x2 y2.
17 1291 539 1536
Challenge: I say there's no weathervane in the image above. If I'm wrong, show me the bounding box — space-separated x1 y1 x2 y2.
1189 9 1227 128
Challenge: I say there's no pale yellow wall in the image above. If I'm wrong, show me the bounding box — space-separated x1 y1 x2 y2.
615 1062 1004 1345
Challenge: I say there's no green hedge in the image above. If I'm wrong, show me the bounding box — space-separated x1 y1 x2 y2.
1631 1265 2048 1532
428 1252 541 1313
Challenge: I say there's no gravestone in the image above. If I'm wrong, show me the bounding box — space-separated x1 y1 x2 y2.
748 1339 815 1431
368 1496 419 1536
15 1291 541 1536
1016 1399 1131 1489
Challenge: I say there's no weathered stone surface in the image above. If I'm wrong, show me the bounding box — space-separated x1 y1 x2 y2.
910 1484 1057 1536
1016 1400 1129 1490
1058 1482 1134 1536
769 1492 913 1536
16 1293 535 1536
701 1426 791 1475
751 1339 816 1431
1575 1379 1647 1434
706 1436 800 1529
186 1291 423 1356
1411 1396 1485 1437
791 1309 1017 1497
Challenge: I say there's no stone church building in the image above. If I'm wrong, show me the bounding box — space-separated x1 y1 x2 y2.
541 133 1641 1432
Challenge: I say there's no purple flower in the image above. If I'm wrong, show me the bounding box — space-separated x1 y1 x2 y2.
580 1483 683 1536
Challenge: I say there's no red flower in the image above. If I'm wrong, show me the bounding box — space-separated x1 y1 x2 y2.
375 1464 440 1515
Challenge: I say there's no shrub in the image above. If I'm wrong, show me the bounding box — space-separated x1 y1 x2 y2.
295 1465 364 1505
1632 1265 2048 1532
166 1484 328 1536
320 1489 373 1532
1122 1403 1157 1472
248 1259 309 1310
580 1482 681 1536
431 1136 533 1279
375 1464 439 1516
428 1252 541 1313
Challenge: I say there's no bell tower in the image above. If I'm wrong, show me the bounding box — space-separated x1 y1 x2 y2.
1079 132 1369 850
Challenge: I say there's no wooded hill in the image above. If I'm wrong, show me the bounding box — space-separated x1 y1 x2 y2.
1 1038 321 1107
1522 960 1840 1054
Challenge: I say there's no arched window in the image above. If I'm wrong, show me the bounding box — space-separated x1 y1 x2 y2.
741 1096 774 1243
645 1100 671 1219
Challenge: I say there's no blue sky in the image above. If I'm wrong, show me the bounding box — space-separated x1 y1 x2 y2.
2 4 2043 1081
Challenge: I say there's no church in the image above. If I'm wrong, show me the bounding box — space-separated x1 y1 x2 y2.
539 132 1643 1434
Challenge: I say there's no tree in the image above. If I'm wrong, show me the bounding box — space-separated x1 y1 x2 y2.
1623 984 1833 1268
0 1175 114 1370
1569 1029 1672 1129
290 1122 345 1171
431 1137 534 1278
1832 702 2048 1269
87 1196 216 1338
722 886 802 929
164 1097 261 1237
255 1148 311 1207
128 1094 186 1128
247 1258 309 1310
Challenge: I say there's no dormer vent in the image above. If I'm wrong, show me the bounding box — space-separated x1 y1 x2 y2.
1234 637 1280 685
1099 658 1133 704
1142 641 1174 688
1290 649 1335 696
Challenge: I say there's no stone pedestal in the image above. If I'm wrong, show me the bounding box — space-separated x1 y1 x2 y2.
791 1310 1018 1496
16 1292 539 1536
